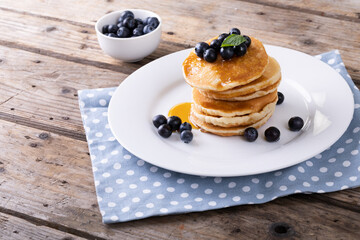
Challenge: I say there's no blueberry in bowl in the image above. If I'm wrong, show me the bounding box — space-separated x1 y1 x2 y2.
95 9 162 62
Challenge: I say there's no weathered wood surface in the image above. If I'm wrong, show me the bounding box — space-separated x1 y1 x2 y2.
0 212 84 240
0 0 360 239
0 1 359 82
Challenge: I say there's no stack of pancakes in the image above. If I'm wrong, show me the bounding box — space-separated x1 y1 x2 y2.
182 36 281 136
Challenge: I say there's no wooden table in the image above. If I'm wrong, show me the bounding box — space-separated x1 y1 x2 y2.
1 0 360 239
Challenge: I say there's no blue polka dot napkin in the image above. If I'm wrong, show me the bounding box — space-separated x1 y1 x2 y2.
78 50 360 223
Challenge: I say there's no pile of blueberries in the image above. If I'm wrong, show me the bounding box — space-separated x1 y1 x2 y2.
102 10 160 38
152 115 193 143
195 28 251 62
244 92 304 142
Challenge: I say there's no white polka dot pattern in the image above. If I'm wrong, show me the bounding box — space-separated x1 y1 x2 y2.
78 52 360 223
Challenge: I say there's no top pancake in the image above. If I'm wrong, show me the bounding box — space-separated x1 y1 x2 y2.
182 36 269 91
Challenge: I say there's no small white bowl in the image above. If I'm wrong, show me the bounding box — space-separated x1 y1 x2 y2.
95 9 162 62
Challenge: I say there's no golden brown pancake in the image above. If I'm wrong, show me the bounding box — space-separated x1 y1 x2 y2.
191 99 277 127
192 89 278 117
199 57 281 100
183 37 269 91
190 110 274 136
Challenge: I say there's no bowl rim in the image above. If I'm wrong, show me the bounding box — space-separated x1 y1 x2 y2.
95 9 162 41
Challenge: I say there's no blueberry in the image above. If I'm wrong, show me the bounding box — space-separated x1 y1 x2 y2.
233 43 247 57
123 17 137 30
144 17 151 25
152 114 167 128
195 42 209 58
120 10 134 20
230 28 241 35
117 27 131 38
108 33 118 38
220 47 234 60
179 122 192 132
135 18 143 25
244 127 258 142
107 24 119 34
167 116 182 131
136 24 144 31
218 33 229 43
243 35 251 48
102 24 110 34
117 21 125 28
277 92 284 105
158 124 172 138
143 25 155 34
288 117 304 131
210 39 222 52
133 27 143 37
264 127 280 142
203 48 217 62
147 17 159 28
180 130 193 143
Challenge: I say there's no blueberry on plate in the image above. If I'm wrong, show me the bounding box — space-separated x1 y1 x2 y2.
230 28 241 35
107 24 119 34
147 17 160 28
179 122 192 132
120 10 134 20
195 42 209 58
210 39 222 52
244 127 258 142
243 35 251 48
133 27 143 37
152 114 167 128
288 116 304 131
218 33 229 43
102 24 110 34
277 92 284 105
123 17 137 30
167 116 182 131
220 47 234 60
143 25 155 34
180 130 193 143
107 33 118 38
117 27 131 38
233 43 247 57
264 127 280 142
158 124 172 138
203 48 217 62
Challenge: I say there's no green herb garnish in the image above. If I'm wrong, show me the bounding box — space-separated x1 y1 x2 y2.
221 34 246 47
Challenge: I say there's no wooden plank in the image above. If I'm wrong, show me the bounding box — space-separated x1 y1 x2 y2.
0 44 125 136
242 0 360 21
0 119 360 239
0 3 359 82
0 212 85 240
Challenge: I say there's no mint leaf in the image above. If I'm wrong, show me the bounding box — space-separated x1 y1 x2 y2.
221 34 246 47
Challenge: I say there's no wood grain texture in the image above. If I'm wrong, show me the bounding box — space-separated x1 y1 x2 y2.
0 1 359 82
242 0 360 21
0 119 360 239
0 0 360 238
0 212 84 240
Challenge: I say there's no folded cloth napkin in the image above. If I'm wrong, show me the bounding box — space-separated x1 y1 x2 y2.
78 50 360 223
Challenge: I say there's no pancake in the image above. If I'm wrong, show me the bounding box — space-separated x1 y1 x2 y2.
198 57 281 100
193 89 278 117
183 36 269 91
191 99 276 127
190 110 273 136
199 77 280 101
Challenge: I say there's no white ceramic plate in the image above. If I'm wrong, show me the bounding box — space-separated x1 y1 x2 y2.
108 46 354 177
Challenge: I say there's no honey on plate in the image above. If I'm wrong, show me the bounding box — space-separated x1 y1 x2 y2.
168 102 198 129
